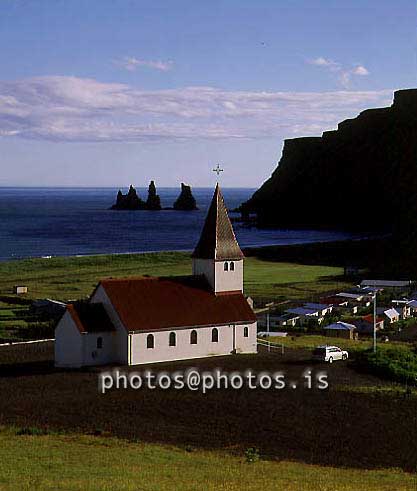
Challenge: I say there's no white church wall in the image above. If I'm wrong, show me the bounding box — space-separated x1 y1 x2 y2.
215 259 243 293
91 285 129 364
81 331 118 366
55 311 83 367
130 325 236 365
234 322 258 354
192 258 243 293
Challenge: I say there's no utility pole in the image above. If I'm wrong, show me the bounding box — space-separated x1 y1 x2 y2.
266 311 270 352
373 291 377 353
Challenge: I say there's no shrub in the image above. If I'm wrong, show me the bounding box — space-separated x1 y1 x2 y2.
356 345 417 385
16 427 47 436
245 447 260 463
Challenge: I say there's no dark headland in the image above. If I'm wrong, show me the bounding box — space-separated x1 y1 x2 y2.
240 88 417 275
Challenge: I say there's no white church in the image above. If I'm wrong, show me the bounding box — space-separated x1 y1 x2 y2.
55 184 258 367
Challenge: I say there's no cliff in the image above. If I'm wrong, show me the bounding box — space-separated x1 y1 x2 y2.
173 183 198 211
241 88 417 237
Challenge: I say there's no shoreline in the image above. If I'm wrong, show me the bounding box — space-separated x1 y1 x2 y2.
0 235 384 269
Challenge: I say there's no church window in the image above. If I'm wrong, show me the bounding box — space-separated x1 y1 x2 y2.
243 326 249 338
169 332 176 347
230 262 235 271
190 330 198 345
97 337 103 349
147 334 155 349
224 262 229 271
211 328 219 342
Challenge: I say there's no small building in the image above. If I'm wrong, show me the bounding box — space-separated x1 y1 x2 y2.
377 307 400 324
407 300 417 316
353 314 385 334
323 321 357 340
303 303 333 316
320 296 358 314
336 292 371 306
13 286 28 295
286 307 324 325
275 313 299 327
391 299 412 319
360 280 413 290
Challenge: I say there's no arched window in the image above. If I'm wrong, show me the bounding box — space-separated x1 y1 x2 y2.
169 331 176 347
190 330 198 345
211 328 219 343
224 262 229 271
147 334 154 349
230 261 235 271
97 337 103 349
243 326 249 338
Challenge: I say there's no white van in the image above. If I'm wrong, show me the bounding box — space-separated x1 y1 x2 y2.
312 345 348 363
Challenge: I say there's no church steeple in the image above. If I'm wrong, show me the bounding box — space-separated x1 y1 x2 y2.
192 184 244 261
192 184 244 293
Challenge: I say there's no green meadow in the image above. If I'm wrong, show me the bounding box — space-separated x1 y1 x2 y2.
0 251 348 301
0 428 414 491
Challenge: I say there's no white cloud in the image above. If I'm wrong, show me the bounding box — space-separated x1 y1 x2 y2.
308 57 340 72
352 65 369 76
0 76 392 143
116 56 173 72
308 57 370 88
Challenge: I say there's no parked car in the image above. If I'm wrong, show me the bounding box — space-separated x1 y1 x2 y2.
312 345 348 363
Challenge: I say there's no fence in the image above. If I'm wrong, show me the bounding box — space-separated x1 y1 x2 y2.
257 338 285 354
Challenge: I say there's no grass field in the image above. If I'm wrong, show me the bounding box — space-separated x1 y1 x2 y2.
0 251 348 302
271 334 411 353
0 428 415 491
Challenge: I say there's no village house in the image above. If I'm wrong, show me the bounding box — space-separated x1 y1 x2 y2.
274 312 300 327
391 299 412 319
55 185 257 368
320 296 358 314
361 280 413 290
323 321 358 340
377 307 400 324
336 292 372 307
353 314 385 334
285 306 325 325
303 303 333 317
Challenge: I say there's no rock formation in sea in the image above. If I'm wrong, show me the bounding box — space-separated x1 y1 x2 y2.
173 183 198 211
111 185 146 210
146 180 162 210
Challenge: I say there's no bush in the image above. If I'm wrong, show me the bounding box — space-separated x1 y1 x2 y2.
16 427 48 436
245 447 260 463
356 346 417 385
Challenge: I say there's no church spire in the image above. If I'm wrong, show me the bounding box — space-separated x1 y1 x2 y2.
192 184 244 261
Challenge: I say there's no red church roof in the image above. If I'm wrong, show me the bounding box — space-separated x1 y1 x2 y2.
100 275 255 332
67 302 116 334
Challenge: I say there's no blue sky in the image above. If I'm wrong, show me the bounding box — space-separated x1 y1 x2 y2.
0 0 416 187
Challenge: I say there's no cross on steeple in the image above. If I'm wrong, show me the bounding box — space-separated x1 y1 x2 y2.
212 164 224 177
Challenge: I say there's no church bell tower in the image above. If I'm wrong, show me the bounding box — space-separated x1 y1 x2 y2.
192 184 244 294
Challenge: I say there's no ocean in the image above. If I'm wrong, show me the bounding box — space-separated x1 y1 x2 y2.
0 187 361 261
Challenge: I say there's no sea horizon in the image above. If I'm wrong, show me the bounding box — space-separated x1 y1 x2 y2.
0 187 365 261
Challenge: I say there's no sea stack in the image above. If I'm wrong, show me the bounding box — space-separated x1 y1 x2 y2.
111 185 145 210
173 183 198 211
146 181 162 210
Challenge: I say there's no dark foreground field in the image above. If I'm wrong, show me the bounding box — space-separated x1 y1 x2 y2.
0 344 416 473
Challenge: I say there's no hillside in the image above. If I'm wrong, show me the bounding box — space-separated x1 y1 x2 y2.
241 89 417 238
